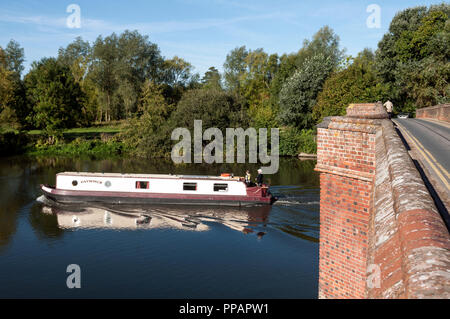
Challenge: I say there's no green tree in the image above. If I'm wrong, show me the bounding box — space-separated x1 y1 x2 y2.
202 67 222 90
172 88 246 133
0 41 28 128
223 46 249 92
313 49 391 122
237 50 280 129
0 51 19 131
222 47 280 130
270 26 344 108
24 58 86 134
138 80 174 119
375 4 450 110
396 57 449 110
118 30 162 84
4 39 25 81
247 102 278 130
58 36 91 82
156 56 197 107
278 54 334 129
239 49 278 108
160 56 193 87
90 30 163 121
79 77 99 124
410 10 448 60
117 81 138 118
116 30 162 119
91 33 120 122
58 37 98 124
121 80 174 157
269 53 297 107
279 127 317 156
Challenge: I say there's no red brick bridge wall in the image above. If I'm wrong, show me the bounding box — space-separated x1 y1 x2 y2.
415 104 450 123
315 103 450 299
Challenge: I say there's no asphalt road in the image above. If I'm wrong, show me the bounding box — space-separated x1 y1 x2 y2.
395 119 450 172
394 118 450 214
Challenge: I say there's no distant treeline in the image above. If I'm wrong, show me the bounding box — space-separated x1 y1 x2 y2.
0 3 448 157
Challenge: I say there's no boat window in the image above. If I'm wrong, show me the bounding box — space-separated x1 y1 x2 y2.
183 183 197 191
135 181 149 189
72 180 78 186
214 183 228 192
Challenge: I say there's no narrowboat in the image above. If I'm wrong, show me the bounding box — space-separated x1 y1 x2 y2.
40 172 276 206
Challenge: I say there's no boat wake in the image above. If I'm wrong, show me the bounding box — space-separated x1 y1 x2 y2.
273 199 319 206
269 185 319 207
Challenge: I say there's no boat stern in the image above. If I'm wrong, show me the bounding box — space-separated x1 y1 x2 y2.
245 184 275 205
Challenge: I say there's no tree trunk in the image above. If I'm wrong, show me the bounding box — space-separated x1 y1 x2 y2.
106 94 111 122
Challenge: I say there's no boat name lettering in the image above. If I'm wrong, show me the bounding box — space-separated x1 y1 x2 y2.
80 180 103 184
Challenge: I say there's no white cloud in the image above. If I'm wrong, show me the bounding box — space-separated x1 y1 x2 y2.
0 10 293 36
0 9 297 75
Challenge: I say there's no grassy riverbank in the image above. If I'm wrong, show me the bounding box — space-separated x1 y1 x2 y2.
1 120 317 158
1 126 317 158
26 123 122 136
1 122 126 158
26 138 126 158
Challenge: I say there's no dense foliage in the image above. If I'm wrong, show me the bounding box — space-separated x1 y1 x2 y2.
24 58 87 135
375 4 449 112
173 88 246 132
312 50 391 122
0 3 448 158
279 53 334 129
0 45 25 131
120 81 174 158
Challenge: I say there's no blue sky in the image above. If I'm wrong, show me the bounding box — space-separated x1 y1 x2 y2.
0 0 445 76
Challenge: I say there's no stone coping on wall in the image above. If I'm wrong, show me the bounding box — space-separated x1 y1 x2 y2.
415 104 450 123
346 103 389 119
416 103 449 111
315 103 450 298
368 120 450 298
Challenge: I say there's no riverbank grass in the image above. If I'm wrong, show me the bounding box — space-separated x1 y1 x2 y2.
27 137 126 158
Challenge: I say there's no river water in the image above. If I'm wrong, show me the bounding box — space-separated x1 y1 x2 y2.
0 156 319 298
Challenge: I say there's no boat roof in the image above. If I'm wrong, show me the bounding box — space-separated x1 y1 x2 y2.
57 172 241 181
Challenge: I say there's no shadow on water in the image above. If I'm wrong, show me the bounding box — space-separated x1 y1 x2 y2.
0 157 47 251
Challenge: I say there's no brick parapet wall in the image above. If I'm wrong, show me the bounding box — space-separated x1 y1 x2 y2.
315 103 450 299
415 104 450 123
315 117 377 182
315 114 380 298
368 120 450 298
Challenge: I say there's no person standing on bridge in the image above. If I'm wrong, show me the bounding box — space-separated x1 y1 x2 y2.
383 100 394 119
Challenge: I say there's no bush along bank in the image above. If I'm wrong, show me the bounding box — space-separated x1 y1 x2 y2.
279 128 317 157
26 136 127 158
2 127 317 159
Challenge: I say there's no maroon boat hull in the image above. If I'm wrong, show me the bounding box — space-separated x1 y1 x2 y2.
40 185 274 207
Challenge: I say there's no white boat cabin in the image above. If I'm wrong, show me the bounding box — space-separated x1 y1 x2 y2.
56 172 248 196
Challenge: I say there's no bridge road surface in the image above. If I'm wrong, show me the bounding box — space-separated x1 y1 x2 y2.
393 118 450 228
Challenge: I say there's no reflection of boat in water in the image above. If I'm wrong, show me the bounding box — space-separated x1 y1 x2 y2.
41 172 276 206
39 196 271 236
